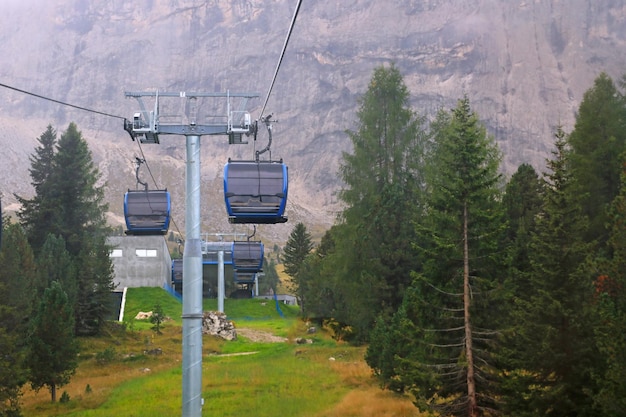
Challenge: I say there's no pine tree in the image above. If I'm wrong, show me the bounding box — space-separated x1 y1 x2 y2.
49 122 109 256
73 238 115 336
588 157 626 415
27 281 78 403
391 96 505 416
502 163 543 306
15 125 57 254
298 227 339 321
282 222 314 310
18 123 114 335
0 222 37 341
0 301 26 417
35 234 77 307
0 221 35 416
568 72 626 247
258 257 279 296
502 127 600 416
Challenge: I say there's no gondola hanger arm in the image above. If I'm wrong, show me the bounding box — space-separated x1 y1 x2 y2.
255 114 275 161
134 157 148 191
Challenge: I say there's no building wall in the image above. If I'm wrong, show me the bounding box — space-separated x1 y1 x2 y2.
107 235 172 289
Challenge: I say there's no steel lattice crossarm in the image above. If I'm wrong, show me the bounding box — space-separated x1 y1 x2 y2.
123 90 259 143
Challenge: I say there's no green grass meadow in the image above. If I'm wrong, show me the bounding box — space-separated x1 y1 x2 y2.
20 288 418 417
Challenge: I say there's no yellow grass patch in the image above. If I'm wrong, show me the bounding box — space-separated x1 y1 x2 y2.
316 387 421 417
20 325 183 414
306 346 424 417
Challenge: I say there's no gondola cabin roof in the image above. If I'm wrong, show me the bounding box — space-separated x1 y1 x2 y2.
124 189 171 235
224 160 288 224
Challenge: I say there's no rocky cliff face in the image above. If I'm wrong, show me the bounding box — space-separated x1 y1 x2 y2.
1 0 625 242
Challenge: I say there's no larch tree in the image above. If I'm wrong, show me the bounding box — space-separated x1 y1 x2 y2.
387 96 505 416
333 63 427 341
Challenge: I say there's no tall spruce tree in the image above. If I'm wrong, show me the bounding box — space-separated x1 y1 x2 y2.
0 222 35 417
27 281 78 403
0 222 37 342
332 63 426 341
50 122 109 255
380 96 505 416
35 234 77 307
258 257 279 296
298 227 339 322
588 157 626 415
15 125 57 255
502 163 543 306
73 237 115 335
18 123 114 335
0 303 25 417
502 127 600 416
568 72 626 247
282 222 314 311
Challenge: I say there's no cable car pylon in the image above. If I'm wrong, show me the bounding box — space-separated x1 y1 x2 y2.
124 90 258 417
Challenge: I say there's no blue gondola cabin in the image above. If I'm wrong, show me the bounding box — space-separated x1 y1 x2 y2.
232 240 264 272
224 160 288 224
124 189 171 235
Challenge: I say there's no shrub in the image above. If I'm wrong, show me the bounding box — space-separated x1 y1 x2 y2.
59 391 70 403
95 347 117 365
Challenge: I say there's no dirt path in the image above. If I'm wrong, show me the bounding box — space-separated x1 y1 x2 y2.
236 328 288 343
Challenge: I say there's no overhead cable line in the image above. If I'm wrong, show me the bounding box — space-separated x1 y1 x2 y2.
258 0 302 120
0 81 184 238
0 82 126 120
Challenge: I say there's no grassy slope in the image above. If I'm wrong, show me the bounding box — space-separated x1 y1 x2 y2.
20 288 420 417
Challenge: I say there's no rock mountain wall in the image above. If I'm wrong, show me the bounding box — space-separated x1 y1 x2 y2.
1 0 625 242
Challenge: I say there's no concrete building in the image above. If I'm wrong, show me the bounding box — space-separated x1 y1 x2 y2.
107 235 172 289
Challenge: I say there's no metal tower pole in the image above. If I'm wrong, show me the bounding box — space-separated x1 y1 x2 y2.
218 250 224 313
182 134 203 417
125 90 259 417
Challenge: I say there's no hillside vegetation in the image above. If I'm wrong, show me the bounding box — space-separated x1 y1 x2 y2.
19 288 419 417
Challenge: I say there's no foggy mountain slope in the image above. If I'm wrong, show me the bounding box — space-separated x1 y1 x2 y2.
0 0 624 242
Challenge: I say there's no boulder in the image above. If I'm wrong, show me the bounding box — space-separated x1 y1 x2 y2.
135 311 153 320
202 311 237 341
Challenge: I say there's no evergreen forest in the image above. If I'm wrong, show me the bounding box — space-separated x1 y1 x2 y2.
1 123 114 415
2 64 626 416
285 65 626 416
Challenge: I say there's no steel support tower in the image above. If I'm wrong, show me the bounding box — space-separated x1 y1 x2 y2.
125 91 258 417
